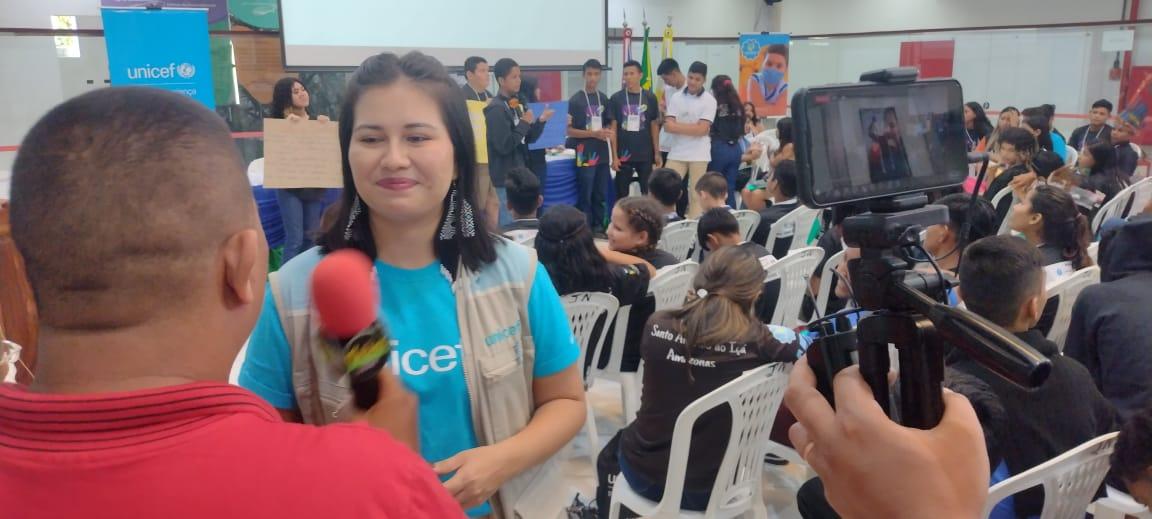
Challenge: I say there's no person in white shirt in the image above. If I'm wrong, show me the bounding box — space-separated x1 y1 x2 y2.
663 61 717 218
656 58 687 164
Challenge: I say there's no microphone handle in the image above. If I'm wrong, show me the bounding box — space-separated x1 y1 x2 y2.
336 321 391 410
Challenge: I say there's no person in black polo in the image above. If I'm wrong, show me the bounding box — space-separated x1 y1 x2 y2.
610 59 661 200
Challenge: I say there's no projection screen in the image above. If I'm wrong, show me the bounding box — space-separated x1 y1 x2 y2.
280 0 608 69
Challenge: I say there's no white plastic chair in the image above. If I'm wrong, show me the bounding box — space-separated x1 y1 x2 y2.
1087 242 1099 265
658 219 699 262
763 206 821 253
1090 487 1152 519
813 249 846 321
609 363 791 519
246 157 265 187
1090 178 1151 235
648 261 700 312
1046 266 1100 350
732 209 761 243
991 186 1017 235
561 292 620 464
1132 142 1144 160
1065 145 1079 168
983 432 1119 519
763 247 825 326
1127 177 1152 219
591 302 643 425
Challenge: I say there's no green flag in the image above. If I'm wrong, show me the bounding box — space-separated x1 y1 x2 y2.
640 26 652 91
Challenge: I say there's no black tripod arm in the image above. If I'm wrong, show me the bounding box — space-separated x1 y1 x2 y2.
893 281 1052 389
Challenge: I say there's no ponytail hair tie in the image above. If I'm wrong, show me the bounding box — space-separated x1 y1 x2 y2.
696 288 709 298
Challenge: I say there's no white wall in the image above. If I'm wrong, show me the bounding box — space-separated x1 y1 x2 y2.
779 0 1127 35
608 0 776 38
0 0 103 29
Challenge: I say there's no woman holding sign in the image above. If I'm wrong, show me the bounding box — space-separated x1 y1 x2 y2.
240 52 585 519
269 77 333 261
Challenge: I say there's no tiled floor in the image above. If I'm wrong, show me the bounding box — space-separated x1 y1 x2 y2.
558 378 814 518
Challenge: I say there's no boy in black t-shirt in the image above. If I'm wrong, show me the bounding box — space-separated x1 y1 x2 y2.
751 160 800 259
954 236 1115 517
697 208 779 323
648 168 685 223
501 167 542 242
567 59 616 232
610 60 662 201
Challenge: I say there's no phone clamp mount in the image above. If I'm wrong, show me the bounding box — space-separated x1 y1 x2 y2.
803 69 1050 429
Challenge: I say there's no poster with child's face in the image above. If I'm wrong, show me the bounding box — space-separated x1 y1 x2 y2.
739 34 791 117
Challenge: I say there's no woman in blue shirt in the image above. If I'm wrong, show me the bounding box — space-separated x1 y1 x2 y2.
240 52 585 519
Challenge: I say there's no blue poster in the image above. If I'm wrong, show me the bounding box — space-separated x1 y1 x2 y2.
529 101 569 151
102 8 215 109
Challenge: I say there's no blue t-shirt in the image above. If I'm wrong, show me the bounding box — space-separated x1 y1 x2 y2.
239 260 579 517
1051 131 1068 162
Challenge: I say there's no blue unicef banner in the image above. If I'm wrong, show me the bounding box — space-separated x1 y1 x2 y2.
102 8 215 109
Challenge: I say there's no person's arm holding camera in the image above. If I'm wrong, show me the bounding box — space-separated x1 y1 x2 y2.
785 356 989 519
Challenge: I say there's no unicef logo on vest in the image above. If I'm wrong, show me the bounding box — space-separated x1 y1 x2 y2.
125 62 196 81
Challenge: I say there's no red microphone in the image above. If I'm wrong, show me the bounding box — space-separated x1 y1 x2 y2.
311 249 391 410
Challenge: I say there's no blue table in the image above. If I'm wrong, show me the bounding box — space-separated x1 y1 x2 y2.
541 156 578 211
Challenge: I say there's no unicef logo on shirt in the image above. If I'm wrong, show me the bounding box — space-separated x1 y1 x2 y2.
176 63 196 79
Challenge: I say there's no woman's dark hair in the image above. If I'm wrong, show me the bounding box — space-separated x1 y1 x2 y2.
666 246 768 358
519 74 539 103
999 127 1038 163
744 102 759 124
710 75 744 118
317 52 496 274
1111 406 1152 484
614 196 665 251
776 117 793 145
1085 142 1117 176
965 102 994 140
536 204 614 295
1030 150 1065 179
1023 113 1055 153
270 77 304 119
1028 184 1094 270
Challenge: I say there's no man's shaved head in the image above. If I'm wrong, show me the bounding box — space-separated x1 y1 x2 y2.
11 87 260 330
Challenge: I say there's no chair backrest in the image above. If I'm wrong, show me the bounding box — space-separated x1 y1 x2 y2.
984 432 1120 519
1092 180 1142 235
732 209 761 243
1046 266 1101 350
764 247 825 326
1087 242 1099 265
1132 142 1144 160
1127 177 1152 220
647 261 699 312
991 186 1016 235
561 292 620 386
764 206 821 253
813 249 846 320
247 158 265 187
657 219 699 262
654 363 790 518
1065 146 1079 168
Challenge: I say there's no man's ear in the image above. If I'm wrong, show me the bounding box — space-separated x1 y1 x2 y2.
221 229 262 306
1021 291 1046 328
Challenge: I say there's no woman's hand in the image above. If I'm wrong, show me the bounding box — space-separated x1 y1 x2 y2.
540 105 555 122
1010 171 1037 199
285 113 304 122
316 114 331 122
786 357 988 519
434 445 515 509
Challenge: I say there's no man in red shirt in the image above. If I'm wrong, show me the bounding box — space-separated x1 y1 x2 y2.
0 87 463 518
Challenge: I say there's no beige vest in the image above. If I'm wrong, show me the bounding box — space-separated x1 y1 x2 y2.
269 240 563 518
